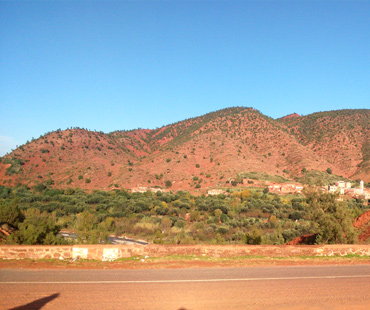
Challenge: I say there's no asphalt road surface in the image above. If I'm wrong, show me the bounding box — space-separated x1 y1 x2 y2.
1 265 370 309
59 231 148 245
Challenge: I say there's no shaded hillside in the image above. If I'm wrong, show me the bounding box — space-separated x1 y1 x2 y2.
279 109 370 181
0 107 369 192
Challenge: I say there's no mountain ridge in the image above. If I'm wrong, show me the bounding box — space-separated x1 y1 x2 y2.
1 107 369 192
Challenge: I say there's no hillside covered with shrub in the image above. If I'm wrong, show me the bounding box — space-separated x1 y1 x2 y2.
0 107 369 192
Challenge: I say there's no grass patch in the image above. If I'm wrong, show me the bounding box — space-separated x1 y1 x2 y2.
295 170 351 186
1 254 369 269
239 172 291 183
116 253 370 263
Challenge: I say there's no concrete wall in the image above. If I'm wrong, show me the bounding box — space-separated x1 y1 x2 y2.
1 244 369 261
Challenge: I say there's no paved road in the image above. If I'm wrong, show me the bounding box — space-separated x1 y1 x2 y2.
1 265 370 309
60 231 148 245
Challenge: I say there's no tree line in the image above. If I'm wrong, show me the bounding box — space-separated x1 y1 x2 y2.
0 184 366 245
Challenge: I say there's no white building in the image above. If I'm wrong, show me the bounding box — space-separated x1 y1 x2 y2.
208 189 225 196
335 181 352 189
328 185 344 195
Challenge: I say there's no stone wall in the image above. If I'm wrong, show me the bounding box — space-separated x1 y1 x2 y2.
1 244 369 261
0 245 145 261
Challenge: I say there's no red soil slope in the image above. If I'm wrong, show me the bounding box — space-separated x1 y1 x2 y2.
1 108 369 192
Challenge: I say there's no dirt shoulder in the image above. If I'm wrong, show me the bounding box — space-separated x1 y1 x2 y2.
1 255 369 269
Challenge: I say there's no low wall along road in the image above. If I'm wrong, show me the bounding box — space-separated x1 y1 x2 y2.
1 244 370 261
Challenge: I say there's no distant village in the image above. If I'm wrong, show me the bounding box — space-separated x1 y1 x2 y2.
326 180 370 200
131 179 370 202
257 179 369 201
256 179 369 201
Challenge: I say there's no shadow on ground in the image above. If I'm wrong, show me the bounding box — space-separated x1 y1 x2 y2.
9 293 60 310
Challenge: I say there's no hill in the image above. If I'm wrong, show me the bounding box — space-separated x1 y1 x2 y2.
1 107 369 192
279 109 370 181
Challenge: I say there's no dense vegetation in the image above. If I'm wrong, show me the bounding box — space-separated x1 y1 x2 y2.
280 109 370 144
0 184 366 245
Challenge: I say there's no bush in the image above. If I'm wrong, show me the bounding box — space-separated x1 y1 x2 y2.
5 158 24 175
244 226 262 245
45 179 54 186
0 200 24 228
304 188 358 244
217 226 229 234
9 208 64 245
34 183 46 192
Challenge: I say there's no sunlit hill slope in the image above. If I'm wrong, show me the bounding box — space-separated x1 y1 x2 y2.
1 107 369 192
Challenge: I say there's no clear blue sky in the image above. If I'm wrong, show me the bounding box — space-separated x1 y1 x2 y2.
1 0 369 156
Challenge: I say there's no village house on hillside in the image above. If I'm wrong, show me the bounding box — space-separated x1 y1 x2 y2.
326 180 370 201
131 187 148 193
131 187 165 193
328 185 345 195
267 183 304 194
359 192 370 200
207 189 225 196
335 181 352 189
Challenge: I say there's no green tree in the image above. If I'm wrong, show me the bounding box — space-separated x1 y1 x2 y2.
76 210 97 244
10 209 63 245
164 180 172 188
153 230 163 244
0 199 24 228
94 219 110 244
214 208 222 219
160 217 173 232
190 210 200 221
244 225 263 245
304 188 358 244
